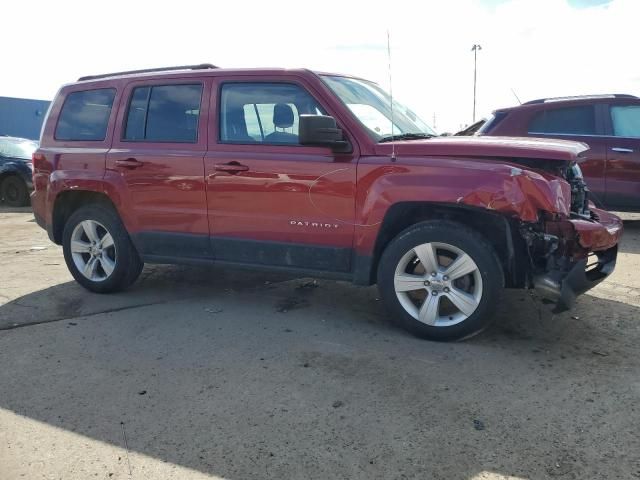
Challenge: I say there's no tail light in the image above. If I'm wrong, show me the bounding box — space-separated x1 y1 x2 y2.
31 152 48 190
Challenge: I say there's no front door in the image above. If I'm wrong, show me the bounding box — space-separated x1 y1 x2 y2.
605 103 640 210
205 79 357 273
107 79 211 259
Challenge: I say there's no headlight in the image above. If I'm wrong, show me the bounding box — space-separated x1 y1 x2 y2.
567 162 584 182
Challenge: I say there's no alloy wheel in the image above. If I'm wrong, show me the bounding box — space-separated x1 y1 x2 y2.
70 220 117 282
393 242 483 327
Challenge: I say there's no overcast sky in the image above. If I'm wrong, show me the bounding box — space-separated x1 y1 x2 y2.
2 0 638 132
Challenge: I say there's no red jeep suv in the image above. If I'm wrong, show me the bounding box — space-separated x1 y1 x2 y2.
31 65 623 340
478 94 640 212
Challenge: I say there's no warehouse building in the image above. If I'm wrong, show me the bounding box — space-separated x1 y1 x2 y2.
0 96 51 140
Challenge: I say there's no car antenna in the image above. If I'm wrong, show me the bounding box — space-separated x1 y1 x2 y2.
511 88 522 105
387 30 397 162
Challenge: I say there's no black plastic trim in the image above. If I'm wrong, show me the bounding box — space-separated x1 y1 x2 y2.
142 254 353 281
132 231 212 259
533 245 617 311
132 231 355 275
352 254 375 286
78 64 217 82
211 237 352 272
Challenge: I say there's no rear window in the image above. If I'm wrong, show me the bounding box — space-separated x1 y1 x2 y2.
477 111 508 135
528 106 596 135
124 84 203 143
55 88 116 141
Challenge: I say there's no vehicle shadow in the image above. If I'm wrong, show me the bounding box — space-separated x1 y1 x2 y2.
619 219 640 255
0 264 297 329
1 267 639 479
0 204 32 213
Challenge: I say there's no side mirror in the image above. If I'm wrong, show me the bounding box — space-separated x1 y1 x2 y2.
299 115 351 152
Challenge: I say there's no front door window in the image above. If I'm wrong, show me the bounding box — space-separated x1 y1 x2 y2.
219 83 325 145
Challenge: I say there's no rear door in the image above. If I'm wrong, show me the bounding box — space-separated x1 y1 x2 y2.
526 104 608 206
604 102 640 210
107 78 211 260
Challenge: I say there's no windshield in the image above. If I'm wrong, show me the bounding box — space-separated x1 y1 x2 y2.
0 138 38 160
322 75 436 141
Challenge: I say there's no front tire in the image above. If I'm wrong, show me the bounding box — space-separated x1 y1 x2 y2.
62 204 143 293
377 221 504 341
1 175 30 207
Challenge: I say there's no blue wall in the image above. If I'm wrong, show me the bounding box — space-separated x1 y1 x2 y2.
0 96 51 140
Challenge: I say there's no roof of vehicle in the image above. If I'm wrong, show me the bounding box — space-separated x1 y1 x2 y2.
493 93 640 114
72 64 354 86
523 94 638 105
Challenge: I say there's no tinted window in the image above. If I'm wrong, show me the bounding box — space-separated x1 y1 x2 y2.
55 89 116 141
477 110 508 135
611 105 640 138
124 84 202 142
528 106 596 135
219 83 324 144
124 87 150 140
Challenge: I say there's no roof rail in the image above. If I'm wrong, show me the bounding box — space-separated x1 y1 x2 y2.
523 94 638 105
77 64 218 82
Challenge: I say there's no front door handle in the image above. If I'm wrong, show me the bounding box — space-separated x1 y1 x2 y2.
611 147 634 153
214 162 249 173
115 158 144 169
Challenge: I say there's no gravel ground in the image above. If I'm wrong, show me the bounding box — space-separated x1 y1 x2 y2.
1 206 639 480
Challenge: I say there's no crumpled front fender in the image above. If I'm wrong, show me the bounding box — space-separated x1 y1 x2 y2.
459 166 571 222
354 158 573 254
356 159 570 226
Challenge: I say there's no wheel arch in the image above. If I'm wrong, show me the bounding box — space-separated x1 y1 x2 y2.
51 190 119 244
356 202 529 288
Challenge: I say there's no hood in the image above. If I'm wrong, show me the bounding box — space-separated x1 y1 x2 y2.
374 136 589 162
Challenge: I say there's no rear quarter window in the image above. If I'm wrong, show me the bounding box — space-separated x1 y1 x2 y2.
528 106 596 135
55 88 116 141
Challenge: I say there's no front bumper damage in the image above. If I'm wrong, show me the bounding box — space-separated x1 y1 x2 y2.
529 207 623 311
534 245 617 311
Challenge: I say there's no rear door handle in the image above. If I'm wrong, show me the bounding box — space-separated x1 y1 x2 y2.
214 162 249 173
611 147 634 153
115 158 144 169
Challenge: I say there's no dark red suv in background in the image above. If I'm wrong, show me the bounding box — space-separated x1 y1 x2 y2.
31 65 622 341
478 94 640 212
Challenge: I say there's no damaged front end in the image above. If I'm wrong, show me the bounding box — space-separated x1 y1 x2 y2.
521 206 622 311
496 153 621 310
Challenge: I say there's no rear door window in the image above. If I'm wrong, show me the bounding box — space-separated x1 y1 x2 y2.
610 105 640 138
528 106 596 135
55 88 116 141
124 84 203 142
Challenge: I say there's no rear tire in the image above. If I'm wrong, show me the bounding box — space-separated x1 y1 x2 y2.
377 221 504 341
62 204 143 293
1 175 30 207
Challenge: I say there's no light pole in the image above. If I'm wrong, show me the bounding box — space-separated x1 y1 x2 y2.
471 44 482 123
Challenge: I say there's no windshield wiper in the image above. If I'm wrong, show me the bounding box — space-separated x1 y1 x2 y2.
378 133 435 143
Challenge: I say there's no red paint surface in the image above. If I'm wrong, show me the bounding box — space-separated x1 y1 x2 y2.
32 68 622 261
571 207 623 251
